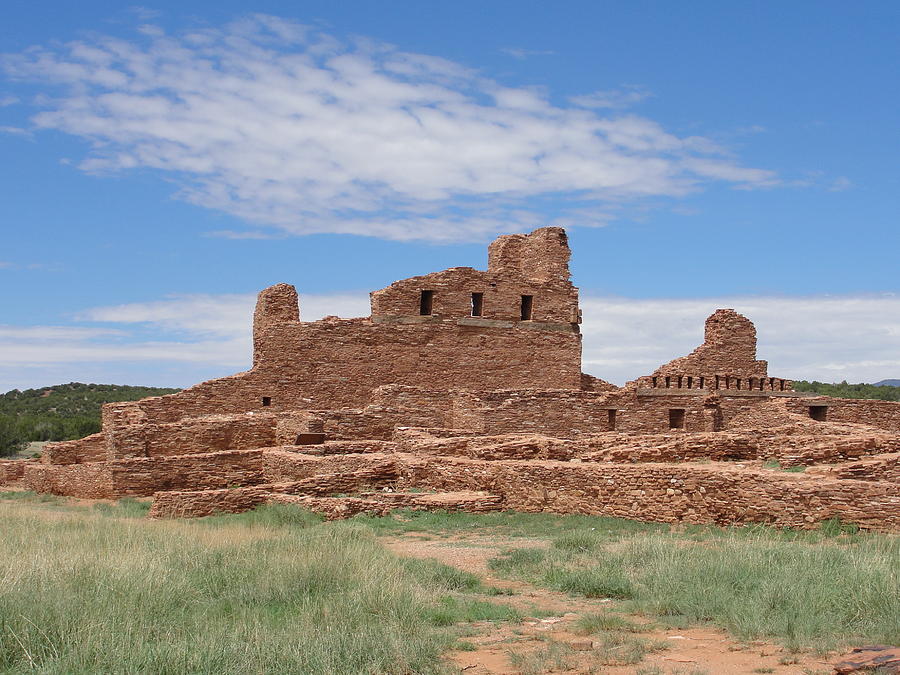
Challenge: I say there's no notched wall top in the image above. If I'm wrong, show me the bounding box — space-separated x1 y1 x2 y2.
639 309 778 391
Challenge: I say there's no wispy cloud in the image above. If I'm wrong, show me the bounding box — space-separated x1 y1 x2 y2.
569 86 652 110
0 95 19 106
0 125 31 137
2 291 899 393
2 15 776 242
500 47 555 60
829 176 852 192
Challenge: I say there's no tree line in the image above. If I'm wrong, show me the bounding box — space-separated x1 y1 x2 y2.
0 382 179 457
792 380 900 402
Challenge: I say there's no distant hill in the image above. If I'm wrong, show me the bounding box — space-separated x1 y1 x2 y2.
873 379 900 387
793 380 900 402
0 382 180 456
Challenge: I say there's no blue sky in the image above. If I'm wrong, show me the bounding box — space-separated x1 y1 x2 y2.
1 1 899 391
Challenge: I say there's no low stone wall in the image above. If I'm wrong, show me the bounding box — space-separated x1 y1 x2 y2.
579 431 900 466
262 449 396 483
24 449 264 498
393 429 900 467
823 453 900 483
43 433 108 464
787 397 900 432
111 449 265 496
149 486 270 519
394 455 900 531
108 414 277 460
0 460 28 484
24 462 114 498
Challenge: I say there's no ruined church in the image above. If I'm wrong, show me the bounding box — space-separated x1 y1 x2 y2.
2 228 898 530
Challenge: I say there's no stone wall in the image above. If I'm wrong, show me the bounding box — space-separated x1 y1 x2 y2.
42 433 107 464
637 309 778 391
786 397 900 432
24 449 264 499
0 460 27 483
106 414 277 460
149 486 271 519
370 227 579 324
24 462 114 498
395 455 900 531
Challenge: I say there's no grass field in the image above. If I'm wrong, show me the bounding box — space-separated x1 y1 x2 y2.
0 495 510 674
1 493 897 673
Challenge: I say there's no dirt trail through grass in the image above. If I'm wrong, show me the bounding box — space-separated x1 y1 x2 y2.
383 533 834 675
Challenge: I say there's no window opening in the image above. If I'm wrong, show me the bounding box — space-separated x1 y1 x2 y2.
669 409 686 430
471 292 484 317
295 433 325 445
419 290 434 315
520 295 533 321
699 376 705 389
809 406 827 422
607 409 617 431
687 376 693 389
261 397 271 407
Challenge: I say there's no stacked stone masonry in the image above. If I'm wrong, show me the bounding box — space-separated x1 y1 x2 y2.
4 227 899 531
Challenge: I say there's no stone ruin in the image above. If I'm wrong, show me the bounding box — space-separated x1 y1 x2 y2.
2 227 898 530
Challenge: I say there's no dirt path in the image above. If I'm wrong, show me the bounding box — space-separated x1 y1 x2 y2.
382 533 835 675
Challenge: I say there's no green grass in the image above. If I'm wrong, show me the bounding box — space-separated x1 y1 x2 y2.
350 508 666 538
488 525 900 652
0 501 518 674
576 612 651 634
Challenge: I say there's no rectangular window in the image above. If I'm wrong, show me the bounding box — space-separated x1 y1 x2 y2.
419 290 434 315
669 408 685 430
809 406 827 422
520 295 533 321
471 292 484 317
607 409 617 431
294 433 325 445
261 396 271 407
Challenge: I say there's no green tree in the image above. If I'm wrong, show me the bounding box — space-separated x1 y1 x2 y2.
0 415 27 457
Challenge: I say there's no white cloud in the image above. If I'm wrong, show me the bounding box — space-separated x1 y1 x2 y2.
829 176 852 192
0 125 31 137
2 15 776 242
3 291 900 393
0 95 19 106
580 294 900 385
500 47 555 60
569 86 652 109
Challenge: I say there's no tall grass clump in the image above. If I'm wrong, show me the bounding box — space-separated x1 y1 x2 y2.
490 527 900 651
0 502 494 674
